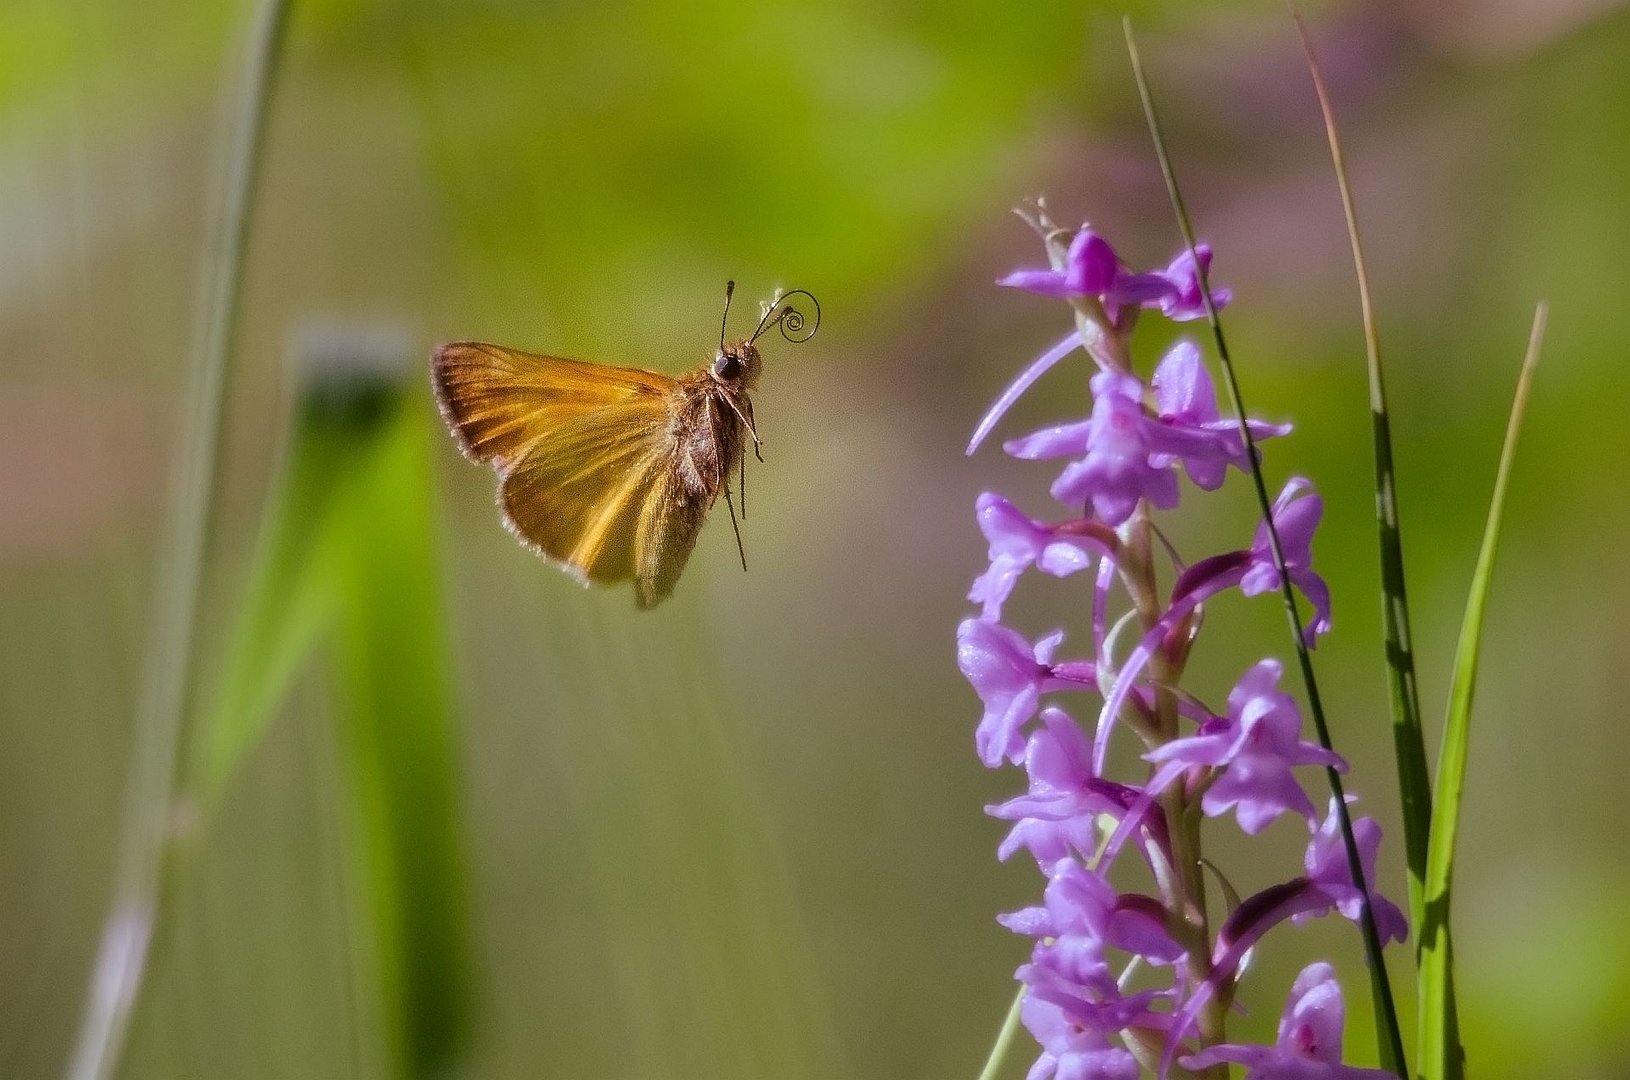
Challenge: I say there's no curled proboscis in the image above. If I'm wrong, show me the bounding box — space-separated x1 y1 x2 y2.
751 289 822 345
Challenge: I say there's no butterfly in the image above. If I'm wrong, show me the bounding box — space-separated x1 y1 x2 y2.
431 284 819 608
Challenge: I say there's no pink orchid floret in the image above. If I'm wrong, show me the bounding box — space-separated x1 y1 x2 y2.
997 227 1232 327
969 494 1112 621
1150 243 1230 322
1004 343 1288 527
1003 861 1177 1080
957 620 1096 767
1168 476 1333 647
1241 478 1332 641
1005 371 1181 526
1148 340 1290 489
1018 995 1143 1080
997 860 1180 1080
1297 800 1409 944
997 227 1122 299
1145 659 1346 834
1001 861 1185 988
1181 963 1394 1080
987 708 1145 868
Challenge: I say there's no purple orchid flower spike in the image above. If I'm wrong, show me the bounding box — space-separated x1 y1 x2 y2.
965 215 1405 1079
1181 963 1395 1080
1144 659 1346 835
957 619 1097 767
1005 370 1181 526
969 495 1116 621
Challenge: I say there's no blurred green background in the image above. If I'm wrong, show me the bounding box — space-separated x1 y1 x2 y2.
4 0 1629 1077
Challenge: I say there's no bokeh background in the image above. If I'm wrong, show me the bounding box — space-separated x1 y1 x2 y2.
4 0 1629 1077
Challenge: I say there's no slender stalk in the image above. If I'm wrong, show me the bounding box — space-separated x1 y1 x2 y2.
1285 0 1434 950
1125 509 1227 1079
1123 18 1409 1077
976 985 1028 1080
65 3 290 1078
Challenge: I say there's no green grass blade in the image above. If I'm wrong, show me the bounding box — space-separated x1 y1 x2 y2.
1418 303 1547 1080
326 371 475 1079
66 1 290 1076
1287 0 1435 943
192 390 363 801
199 352 475 1077
1123 19 1409 1076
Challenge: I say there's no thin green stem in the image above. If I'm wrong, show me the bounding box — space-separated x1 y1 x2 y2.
977 985 1028 1080
1286 0 1434 951
64 2 290 1078
1123 18 1409 1077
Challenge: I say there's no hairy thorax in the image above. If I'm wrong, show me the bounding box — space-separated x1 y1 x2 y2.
670 373 749 504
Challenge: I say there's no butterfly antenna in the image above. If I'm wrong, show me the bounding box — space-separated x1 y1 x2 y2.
739 451 747 521
723 487 748 572
719 280 735 352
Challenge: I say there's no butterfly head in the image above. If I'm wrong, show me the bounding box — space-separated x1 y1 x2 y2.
713 282 820 394
711 341 762 391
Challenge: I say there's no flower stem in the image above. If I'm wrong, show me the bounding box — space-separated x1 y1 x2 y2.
64 2 290 1078
976 985 1028 1080
1123 17 1409 1076
1125 508 1227 1078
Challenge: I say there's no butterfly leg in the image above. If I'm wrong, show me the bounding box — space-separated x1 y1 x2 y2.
742 397 764 462
723 486 748 572
721 393 764 463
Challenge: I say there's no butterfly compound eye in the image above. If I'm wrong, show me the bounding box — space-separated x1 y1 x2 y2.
712 352 742 381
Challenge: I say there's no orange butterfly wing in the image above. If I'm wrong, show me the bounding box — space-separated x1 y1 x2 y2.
432 342 708 608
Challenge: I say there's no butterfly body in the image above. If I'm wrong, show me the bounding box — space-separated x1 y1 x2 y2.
432 337 762 608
